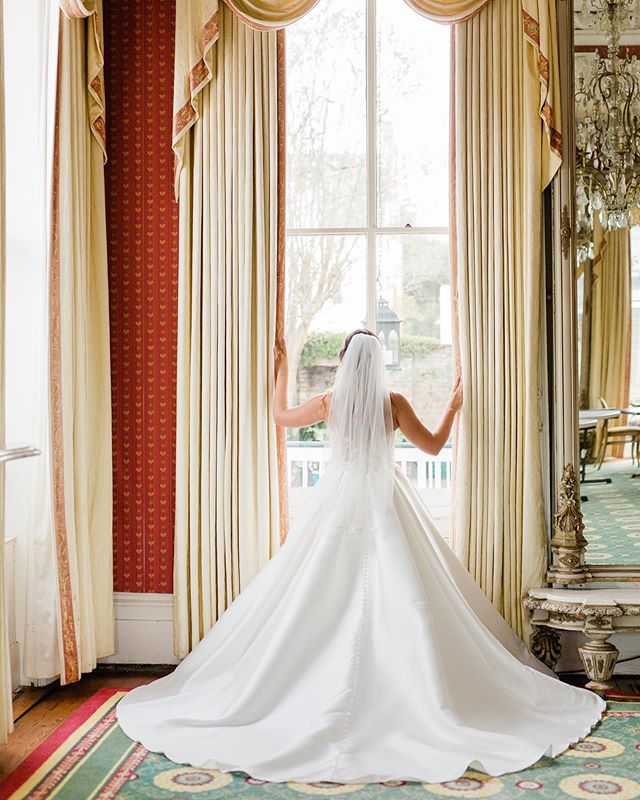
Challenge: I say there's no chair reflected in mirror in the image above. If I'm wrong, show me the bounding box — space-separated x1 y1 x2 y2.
596 398 640 476
578 406 619 487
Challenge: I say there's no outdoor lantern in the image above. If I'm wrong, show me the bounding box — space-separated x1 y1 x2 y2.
376 296 402 369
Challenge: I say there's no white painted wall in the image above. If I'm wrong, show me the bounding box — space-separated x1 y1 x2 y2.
98 593 180 666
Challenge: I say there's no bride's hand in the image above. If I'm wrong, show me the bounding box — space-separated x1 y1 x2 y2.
449 375 463 413
274 339 288 376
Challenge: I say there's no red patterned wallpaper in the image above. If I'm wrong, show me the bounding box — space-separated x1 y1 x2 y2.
104 0 179 593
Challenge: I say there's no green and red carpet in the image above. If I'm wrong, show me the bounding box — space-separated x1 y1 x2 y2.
1 689 640 799
582 458 640 564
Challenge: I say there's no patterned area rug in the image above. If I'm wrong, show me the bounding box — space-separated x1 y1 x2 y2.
582 458 640 563
2 689 640 799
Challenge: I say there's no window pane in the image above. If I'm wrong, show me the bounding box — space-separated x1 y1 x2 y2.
376 234 454 536
375 233 452 415
285 234 367 517
286 234 367 410
286 0 366 229
376 2 450 228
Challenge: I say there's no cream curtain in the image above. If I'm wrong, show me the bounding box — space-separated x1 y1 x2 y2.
452 0 561 637
0 0 13 745
586 214 632 415
21 0 114 685
50 0 113 683
173 2 281 657
172 0 562 649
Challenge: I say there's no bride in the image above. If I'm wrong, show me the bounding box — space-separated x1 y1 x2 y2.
116 329 605 784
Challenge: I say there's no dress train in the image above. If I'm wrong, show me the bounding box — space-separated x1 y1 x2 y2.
116 465 605 784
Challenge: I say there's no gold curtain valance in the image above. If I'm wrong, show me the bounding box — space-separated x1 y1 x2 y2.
59 0 97 16
172 0 561 197
173 0 220 196
223 0 321 28
403 0 489 22
224 0 491 27
58 0 106 161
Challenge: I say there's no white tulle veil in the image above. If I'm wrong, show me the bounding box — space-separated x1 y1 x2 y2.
322 332 395 533
327 332 393 470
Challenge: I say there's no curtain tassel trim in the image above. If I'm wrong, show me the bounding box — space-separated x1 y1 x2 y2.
58 1 107 162
522 8 562 159
171 11 220 199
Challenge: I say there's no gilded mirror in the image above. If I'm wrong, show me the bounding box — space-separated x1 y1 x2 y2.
550 0 640 583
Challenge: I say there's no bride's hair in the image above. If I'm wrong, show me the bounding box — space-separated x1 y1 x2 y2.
339 328 378 361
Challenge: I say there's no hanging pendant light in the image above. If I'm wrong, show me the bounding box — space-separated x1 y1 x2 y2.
575 0 640 260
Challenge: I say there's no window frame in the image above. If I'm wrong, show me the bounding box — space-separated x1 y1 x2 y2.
285 0 450 330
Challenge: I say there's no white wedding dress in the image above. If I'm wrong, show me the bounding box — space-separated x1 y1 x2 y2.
116 334 605 784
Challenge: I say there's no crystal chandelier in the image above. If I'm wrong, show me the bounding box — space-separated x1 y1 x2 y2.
575 0 640 245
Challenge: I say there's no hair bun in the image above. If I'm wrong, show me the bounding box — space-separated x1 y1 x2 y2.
339 328 378 360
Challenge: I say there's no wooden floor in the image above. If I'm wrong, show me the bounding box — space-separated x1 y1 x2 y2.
0 665 172 780
0 668 638 783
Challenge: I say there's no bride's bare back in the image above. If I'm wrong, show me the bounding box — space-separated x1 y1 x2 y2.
273 386 462 458
272 330 462 457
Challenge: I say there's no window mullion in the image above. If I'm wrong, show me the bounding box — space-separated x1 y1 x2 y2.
365 0 377 330
285 227 450 236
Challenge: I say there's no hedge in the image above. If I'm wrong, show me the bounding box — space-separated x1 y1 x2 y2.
299 331 448 366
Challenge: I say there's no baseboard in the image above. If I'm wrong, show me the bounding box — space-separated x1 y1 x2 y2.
98 592 180 666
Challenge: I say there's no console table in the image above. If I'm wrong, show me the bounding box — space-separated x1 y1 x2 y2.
524 587 640 691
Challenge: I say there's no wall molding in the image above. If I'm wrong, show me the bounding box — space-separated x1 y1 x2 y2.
98 592 180 666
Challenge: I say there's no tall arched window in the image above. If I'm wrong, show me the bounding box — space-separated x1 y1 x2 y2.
285 0 454 535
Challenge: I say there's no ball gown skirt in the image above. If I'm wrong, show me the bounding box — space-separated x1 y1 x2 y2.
115 464 606 784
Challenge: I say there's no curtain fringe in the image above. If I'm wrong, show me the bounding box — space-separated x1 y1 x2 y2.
275 29 289 547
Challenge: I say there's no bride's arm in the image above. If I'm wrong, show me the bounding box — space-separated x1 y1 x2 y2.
392 377 463 455
273 340 328 428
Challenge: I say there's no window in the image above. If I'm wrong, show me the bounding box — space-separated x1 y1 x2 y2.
3 0 54 535
285 0 453 535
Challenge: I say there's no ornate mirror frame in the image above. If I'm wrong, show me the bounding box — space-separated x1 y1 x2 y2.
547 0 640 583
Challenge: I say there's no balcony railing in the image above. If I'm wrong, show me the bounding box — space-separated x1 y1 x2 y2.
286 441 453 490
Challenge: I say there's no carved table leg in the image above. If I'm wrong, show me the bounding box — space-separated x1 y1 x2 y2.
530 625 562 669
578 630 619 691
